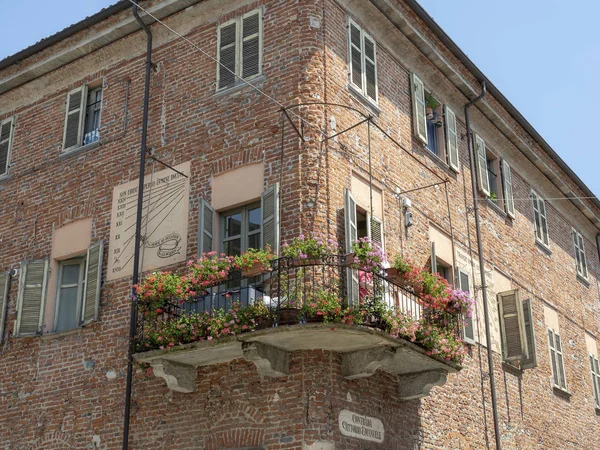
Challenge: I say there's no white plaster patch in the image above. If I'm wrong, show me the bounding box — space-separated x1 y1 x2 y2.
106 370 117 380
346 392 353 402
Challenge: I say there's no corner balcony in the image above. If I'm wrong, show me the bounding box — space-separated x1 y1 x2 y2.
133 256 462 400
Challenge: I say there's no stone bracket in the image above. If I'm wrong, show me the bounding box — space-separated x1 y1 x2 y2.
242 342 290 377
397 369 447 401
151 359 196 393
341 347 395 379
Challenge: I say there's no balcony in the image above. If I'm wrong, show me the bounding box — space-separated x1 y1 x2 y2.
133 255 463 400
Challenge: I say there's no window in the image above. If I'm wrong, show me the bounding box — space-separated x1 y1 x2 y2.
221 203 262 256
590 354 600 409
411 74 459 171
217 9 263 91
572 229 588 279
498 289 537 369
474 134 515 217
63 84 102 152
548 327 567 391
348 19 377 103
531 190 549 247
0 117 14 177
55 258 86 332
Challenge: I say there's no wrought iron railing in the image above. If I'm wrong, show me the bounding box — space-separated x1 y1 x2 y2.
134 255 461 351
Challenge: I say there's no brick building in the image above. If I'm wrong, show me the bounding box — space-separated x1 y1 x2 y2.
0 0 599 449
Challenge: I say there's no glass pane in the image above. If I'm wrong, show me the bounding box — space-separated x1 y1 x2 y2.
62 264 80 286
224 238 241 256
225 213 242 238
56 286 79 332
248 207 261 232
248 233 260 250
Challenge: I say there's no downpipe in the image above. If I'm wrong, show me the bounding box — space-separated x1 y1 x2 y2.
122 2 153 449
464 81 503 450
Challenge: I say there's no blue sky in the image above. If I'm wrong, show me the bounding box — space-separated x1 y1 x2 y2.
1 0 599 197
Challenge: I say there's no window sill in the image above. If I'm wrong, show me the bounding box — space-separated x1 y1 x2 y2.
40 327 85 340
485 198 509 219
552 385 571 398
215 75 266 98
502 361 523 375
576 273 591 288
595 406 600 416
347 84 381 116
535 239 552 256
0 172 9 184
415 143 458 178
60 140 102 158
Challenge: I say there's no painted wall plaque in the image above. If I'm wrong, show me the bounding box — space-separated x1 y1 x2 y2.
338 409 384 443
107 161 190 281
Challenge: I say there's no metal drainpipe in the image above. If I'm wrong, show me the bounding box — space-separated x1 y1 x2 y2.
122 2 153 449
464 81 502 450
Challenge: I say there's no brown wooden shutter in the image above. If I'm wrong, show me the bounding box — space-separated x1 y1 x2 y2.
218 21 237 90
0 118 14 176
498 289 527 361
521 298 537 369
15 259 49 336
81 241 104 325
241 11 261 79
0 271 9 344
198 198 215 256
62 86 86 151
261 184 280 255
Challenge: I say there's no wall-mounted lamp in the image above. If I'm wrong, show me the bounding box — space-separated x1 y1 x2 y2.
402 197 413 228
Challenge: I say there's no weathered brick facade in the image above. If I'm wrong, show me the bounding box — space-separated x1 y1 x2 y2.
0 1 599 449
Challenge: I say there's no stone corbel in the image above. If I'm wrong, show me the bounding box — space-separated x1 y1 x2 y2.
341 347 395 379
242 342 290 377
397 369 447 401
151 359 196 393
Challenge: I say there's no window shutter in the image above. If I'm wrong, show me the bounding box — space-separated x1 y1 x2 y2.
198 198 215 256
573 230 588 278
0 118 14 176
15 259 49 336
458 269 475 345
554 332 567 389
344 189 359 306
363 34 377 102
348 21 363 91
590 355 600 408
430 241 437 274
261 184 280 255
81 241 104 325
531 191 542 242
217 21 237 90
241 11 261 79
411 73 427 144
548 329 560 386
444 106 459 171
369 215 383 248
579 233 588 278
0 271 9 344
502 160 515 218
521 298 537 369
475 134 490 196
62 86 87 151
498 289 527 361
538 197 549 246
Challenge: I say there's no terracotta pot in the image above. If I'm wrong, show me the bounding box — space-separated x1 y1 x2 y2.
278 308 301 325
255 316 274 330
242 262 268 277
291 258 321 267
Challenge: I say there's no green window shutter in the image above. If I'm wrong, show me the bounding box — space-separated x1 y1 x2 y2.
458 269 475 345
578 233 588 278
0 118 14 177
241 10 262 79
538 197 549 246
62 86 87 151
0 271 9 344
15 259 49 336
369 215 383 248
498 289 527 361
348 21 363 91
475 134 490 196
198 198 215 256
217 20 237 90
531 191 543 242
444 106 459 171
81 241 104 325
430 241 436 274
344 189 359 306
502 160 515 218
521 298 537 369
548 328 560 387
589 355 600 408
411 73 427 144
363 34 377 102
261 183 280 255
554 333 567 390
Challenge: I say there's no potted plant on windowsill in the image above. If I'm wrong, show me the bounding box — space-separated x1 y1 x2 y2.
347 237 386 273
234 246 276 277
425 92 440 119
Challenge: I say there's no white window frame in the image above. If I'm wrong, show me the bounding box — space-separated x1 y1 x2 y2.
547 327 568 391
220 202 262 256
53 257 86 332
531 190 550 248
572 228 588 280
347 18 378 104
0 117 15 178
216 8 264 92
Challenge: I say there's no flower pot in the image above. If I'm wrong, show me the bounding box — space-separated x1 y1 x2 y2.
242 262 268 277
255 316 274 330
291 258 321 267
278 307 301 325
